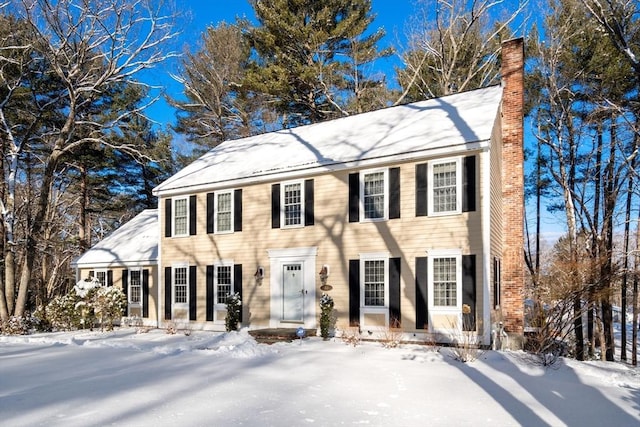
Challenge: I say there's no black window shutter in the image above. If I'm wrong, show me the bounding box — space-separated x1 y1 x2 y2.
164 266 172 320
389 167 401 219
348 173 360 223
462 254 476 331
234 189 243 232
107 270 113 287
189 265 197 320
463 155 476 212
142 269 149 318
206 192 215 234
389 257 401 326
189 195 197 235
415 257 428 329
121 270 129 317
415 163 428 216
234 264 243 324
348 259 360 326
271 184 281 229
89 270 94 279
304 179 314 226
165 198 172 237
206 265 214 321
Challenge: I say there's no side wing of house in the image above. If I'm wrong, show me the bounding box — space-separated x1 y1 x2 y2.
73 209 159 326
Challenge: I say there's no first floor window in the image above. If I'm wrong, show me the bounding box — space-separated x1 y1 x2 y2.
364 259 385 306
129 270 141 304
433 257 457 307
283 181 302 226
216 265 232 304
173 197 188 236
95 270 107 286
174 266 188 304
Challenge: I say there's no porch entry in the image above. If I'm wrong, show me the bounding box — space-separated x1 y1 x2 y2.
268 247 317 328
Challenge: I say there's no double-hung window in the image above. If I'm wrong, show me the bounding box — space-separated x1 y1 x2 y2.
173 197 189 236
215 191 233 233
94 270 107 286
173 266 188 305
363 259 386 307
429 158 461 215
129 269 141 304
361 169 388 221
432 257 457 307
216 264 233 304
428 250 462 311
282 181 303 227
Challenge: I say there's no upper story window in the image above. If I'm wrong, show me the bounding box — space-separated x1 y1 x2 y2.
271 179 314 229
173 197 189 236
429 158 461 215
417 156 475 217
349 168 400 223
362 170 386 220
216 191 233 233
207 189 242 234
283 181 303 227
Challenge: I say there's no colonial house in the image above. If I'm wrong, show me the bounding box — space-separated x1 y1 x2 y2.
72 209 159 326
75 38 524 346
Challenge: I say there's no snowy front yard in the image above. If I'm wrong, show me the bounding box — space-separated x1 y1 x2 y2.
1 328 639 426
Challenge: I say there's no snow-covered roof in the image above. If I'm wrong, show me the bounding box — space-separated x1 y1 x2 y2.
72 209 158 269
154 85 503 195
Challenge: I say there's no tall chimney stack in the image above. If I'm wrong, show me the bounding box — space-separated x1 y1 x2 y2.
500 38 525 343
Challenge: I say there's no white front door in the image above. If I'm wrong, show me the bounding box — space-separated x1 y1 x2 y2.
268 247 317 328
282 263 304 322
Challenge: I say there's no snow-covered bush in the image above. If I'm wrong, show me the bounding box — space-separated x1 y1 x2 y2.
0 315 39 335
45 278 126 331
92 286 127 331
225 293 242 332
319 293 334 339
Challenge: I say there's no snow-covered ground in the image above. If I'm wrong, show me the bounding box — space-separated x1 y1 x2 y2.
1 328 639 427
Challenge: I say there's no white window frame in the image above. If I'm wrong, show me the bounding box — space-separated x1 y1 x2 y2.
428 157 462 216
360 168 388 222
359 253 389 328
214 261 235 308
281 180 305 228
93 269 107 287
172 196 189 237
428 249 462 312
128 268 142 306
215 190 234 234
172 264 189 306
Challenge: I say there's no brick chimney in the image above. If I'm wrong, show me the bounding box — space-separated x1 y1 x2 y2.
500 38 525 341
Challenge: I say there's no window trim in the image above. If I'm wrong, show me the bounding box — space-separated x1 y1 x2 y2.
172 264 189 307
359 253 390 327
428 157 462 216
281 179 305 229
428 249 462 312
213 261 235 313
172 196 190 237
360 168 388 222
93 269 107 287
214 190 234 234
128 268 142 306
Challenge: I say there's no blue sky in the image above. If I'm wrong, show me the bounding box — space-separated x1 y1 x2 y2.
144 0 418 127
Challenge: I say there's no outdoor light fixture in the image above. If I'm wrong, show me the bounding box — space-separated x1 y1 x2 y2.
254 266 264 285
319 265 330 287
